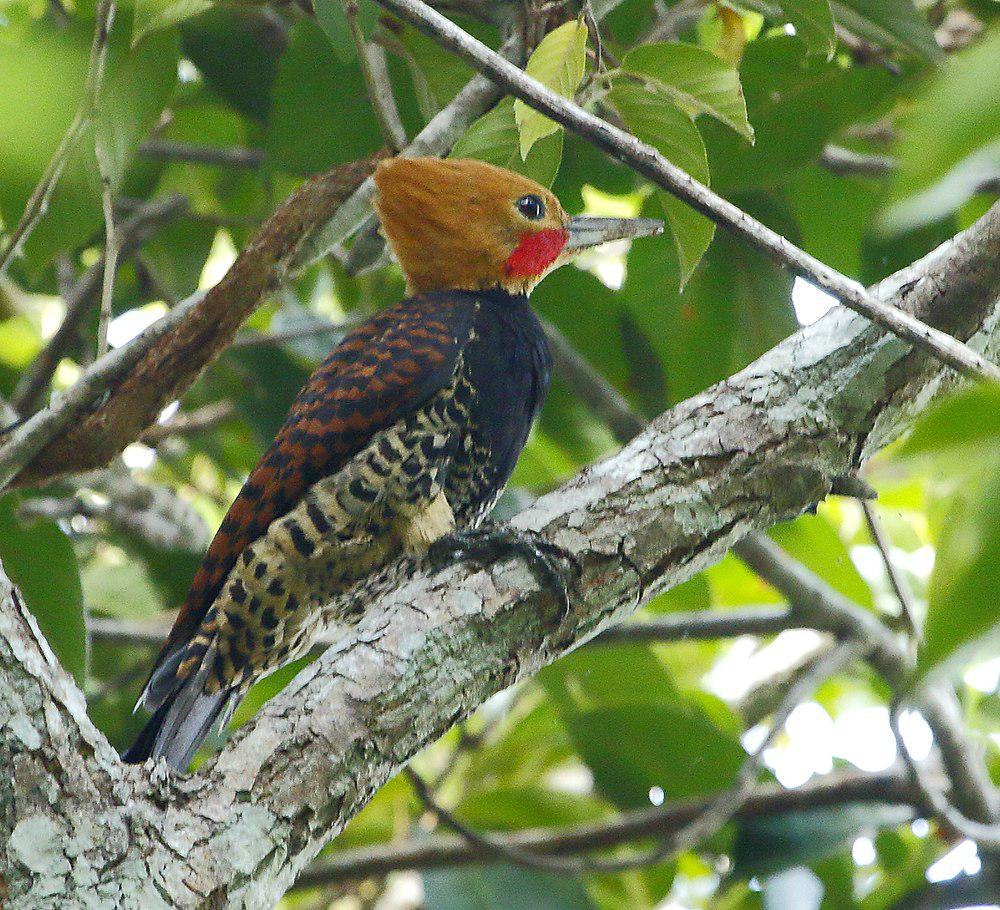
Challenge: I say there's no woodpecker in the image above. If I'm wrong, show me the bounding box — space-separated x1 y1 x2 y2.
124 157 662 770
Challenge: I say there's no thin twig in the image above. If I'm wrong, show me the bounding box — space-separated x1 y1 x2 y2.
117 195 262 228
10 194 189 415
86 615 169 646
819 144 1000 190
139 401 236 444
405 767 601 874
367 42 409 153
0 291 204 490
593 606 796 644
229 319 359 350
862 501 921 639
890 699 1000 848
819 145 898 178
0 0 117 276
845 120 896 145
20 467 209 553
737 535 1000 823
0 396 17 428
345 0 407 152
299 770 917 885
655 639 865 857
94 138 118 359
371 0 1000 384
642 0 708 42
136 139 265 169
405 639 862 876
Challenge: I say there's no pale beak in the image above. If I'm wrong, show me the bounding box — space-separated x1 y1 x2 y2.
564 215 664 252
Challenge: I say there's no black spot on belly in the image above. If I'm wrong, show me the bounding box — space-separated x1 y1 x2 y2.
288 521 315 557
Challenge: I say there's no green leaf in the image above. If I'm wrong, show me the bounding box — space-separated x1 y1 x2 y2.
623 192 796 403
920 462 1000 676
81 559 162 620
0 317 42 371
464 700 577 786
703 36 897 192
97 24 181 188
458 785 607 832
566 703 745 807
451 98 563 188
541 643 679 712
831 0 942 61
424 864 595 910
0 496 86 685
266 20 383 175
733 803 911 878
181 7 281 122
229 653 316 729
133 0 212 46
393 22 474 118
789 166 881 280
646 573 713 613
514 19 588 159
622 42 753 141
881 26 1000 233
608 81 714 287
779 0 836 57
771 513 874 610
552 131 638 210
537 266 631 394
0 17 178 272
313 0 380 63
898 383 1000 459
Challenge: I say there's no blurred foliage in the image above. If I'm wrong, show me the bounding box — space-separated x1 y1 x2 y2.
1 0 999 907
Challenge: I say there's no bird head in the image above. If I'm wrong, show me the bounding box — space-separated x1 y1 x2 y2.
374 157 663 296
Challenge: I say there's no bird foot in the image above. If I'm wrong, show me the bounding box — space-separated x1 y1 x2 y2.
429 525 578 620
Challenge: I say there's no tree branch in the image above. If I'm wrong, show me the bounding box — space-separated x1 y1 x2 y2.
819 145 897 178
401 615 846 877
297 770 917 885
3 201 998 907
861 500 920 637
1 155 383 490
94 137 119 360
737 535 1000 823
18 468 210 554
370 0 1000 383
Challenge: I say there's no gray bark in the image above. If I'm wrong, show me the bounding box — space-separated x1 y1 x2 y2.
2 202 999 908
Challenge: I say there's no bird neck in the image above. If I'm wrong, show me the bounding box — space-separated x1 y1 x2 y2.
414 285 532 311
472 285 532 309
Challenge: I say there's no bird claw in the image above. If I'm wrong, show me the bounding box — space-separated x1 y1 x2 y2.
429 525 578 620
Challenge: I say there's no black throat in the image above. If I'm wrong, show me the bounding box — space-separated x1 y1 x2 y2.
451 286 552 515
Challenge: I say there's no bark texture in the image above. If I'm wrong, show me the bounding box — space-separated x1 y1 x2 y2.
1 203 999 908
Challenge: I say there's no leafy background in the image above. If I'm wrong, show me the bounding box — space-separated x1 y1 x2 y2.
1 0 999 907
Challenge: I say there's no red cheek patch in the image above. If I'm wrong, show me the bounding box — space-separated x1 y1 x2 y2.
504 228 569 279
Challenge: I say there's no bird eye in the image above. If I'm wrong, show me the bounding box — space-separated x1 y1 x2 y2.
515 194 546 221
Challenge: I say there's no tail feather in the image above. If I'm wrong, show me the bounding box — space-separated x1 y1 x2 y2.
123 642 237 771
121 700 172 764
